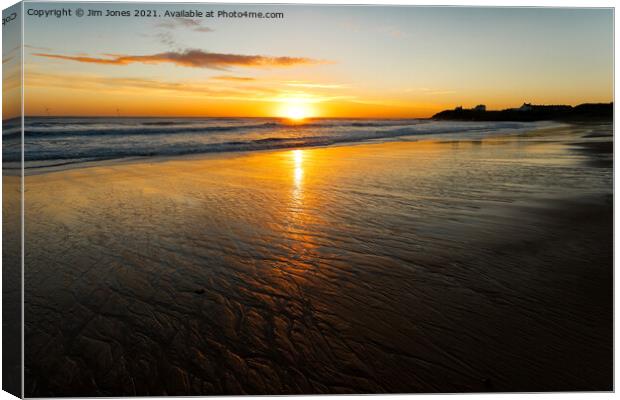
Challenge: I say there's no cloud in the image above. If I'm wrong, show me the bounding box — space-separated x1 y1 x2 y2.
194 27 215 33
377 26 407 38
212 75 256 82
3 69 20 90
155 32 176 47
25 44 53 51
33 49 325 70
3 45 20 64
25 70 352 105
403 87 456 95
151 19 213 48
156 18 214 33
25 70 280 100
284 81 347 89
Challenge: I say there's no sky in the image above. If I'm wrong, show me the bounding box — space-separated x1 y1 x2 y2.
11 3 615 118
3 3 22 119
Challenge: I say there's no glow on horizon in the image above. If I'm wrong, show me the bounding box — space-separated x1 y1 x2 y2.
277 98 315 121
13 5 614 120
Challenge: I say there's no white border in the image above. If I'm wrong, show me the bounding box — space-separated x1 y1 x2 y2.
0 1 616 400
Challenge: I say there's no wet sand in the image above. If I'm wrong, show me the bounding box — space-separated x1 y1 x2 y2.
20 123 612 395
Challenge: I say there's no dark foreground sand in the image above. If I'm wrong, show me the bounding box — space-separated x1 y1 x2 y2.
16 122 612 395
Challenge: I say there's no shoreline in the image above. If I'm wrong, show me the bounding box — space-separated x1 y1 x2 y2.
16 119 608 176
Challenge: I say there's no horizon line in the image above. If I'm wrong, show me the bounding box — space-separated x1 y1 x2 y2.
4 101 613 122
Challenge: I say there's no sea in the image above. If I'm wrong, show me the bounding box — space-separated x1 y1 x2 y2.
3 117 557 170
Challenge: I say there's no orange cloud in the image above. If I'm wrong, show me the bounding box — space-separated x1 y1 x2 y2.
212 75 256 81
33 49 325 70
25 70 281 99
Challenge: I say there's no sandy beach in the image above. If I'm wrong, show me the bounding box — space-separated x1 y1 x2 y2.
19 122 612 395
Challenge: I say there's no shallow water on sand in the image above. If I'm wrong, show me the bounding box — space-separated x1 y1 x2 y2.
20 123 612 395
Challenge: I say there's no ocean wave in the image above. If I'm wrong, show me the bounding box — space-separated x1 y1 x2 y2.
10 119 553 166
21 121 281 138
19 118 424 137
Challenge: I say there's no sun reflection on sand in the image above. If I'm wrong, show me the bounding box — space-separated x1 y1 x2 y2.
291 149 305 208
286 148 321 257
293 149 304 189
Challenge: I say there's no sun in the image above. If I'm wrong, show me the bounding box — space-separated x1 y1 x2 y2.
278 101 314 121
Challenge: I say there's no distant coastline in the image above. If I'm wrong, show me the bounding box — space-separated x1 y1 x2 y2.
6 102 613 123
433 102 613 122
